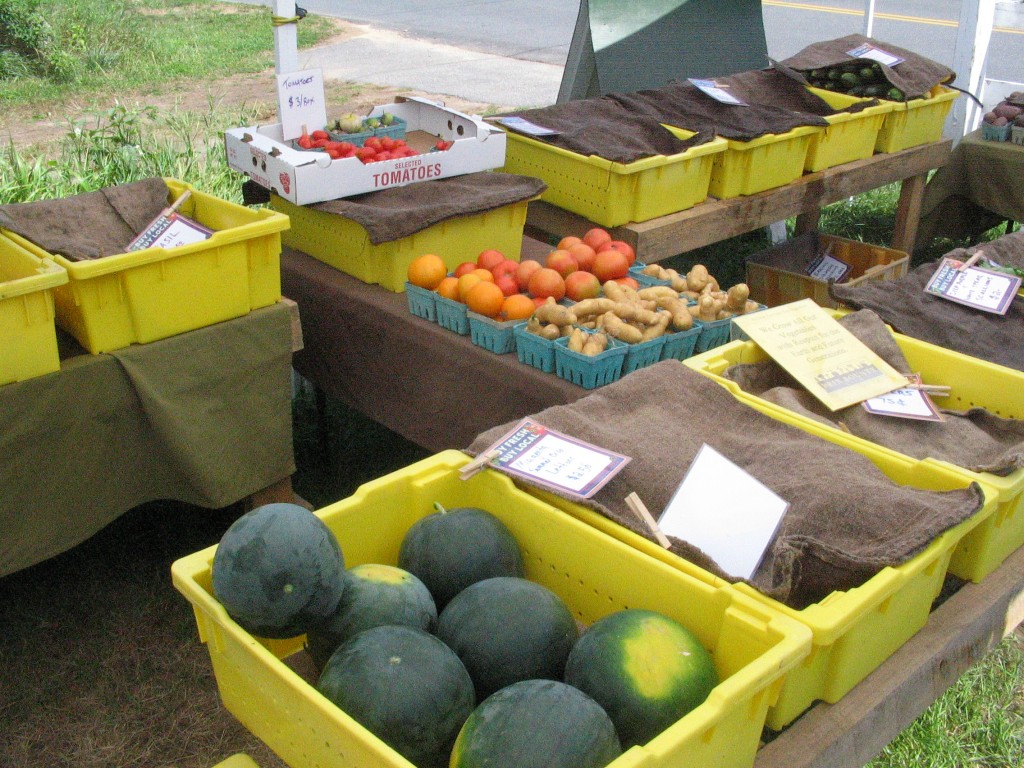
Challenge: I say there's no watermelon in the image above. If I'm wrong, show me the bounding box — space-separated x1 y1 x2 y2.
564 608 719 749
436 576 579 700
398 503 524 609
450 679 621 768
305 563 437 670
316 624 475 768
211 502 346 639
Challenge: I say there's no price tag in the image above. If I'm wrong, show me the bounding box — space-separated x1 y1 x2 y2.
807 252 852 283
493 116 560 137
689 78 748 106
658 444 788 579
731 299 909 411
472 418 630 499
924 257 1022 315
862 376 943 421
846 43 905 67
277 68 327 141
126 212 212 252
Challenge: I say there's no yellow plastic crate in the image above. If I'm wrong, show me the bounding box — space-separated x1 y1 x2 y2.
2 179 289 354
705 124 821 199
211 756 260 768
803 88 894 172
500 129 729 227
529 438 994 731
172 450 812 768
745 232 909 308
271 194 530 293
0 233 67 385
874 85 959 153
685 335 1024 585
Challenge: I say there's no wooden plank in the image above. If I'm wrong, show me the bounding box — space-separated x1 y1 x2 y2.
891 173 927 255
754 544 1024 768
524 140 952 263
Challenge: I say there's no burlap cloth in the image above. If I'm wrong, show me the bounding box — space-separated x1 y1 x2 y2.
606 77 830 142
307 172 547 244
466 361 982 610
779 34 957 100
498 97 715 164
830 230 1024 372
0 177 171 262
724 309 1024 476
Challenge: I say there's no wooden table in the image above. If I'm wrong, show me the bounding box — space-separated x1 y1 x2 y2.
524 139 952 262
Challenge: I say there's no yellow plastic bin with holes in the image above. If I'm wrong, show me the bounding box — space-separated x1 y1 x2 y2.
173 450 812 768
0 231 67 385
703 124 822 199
270 193 532 292
684 332 1024 586
874 85 959 153
2 178 289 354
500 129 728 227
803 87 894 171
527 439 996 731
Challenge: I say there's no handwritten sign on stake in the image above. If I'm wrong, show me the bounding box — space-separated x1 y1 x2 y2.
463 418 630 500
277 68 327 141
924 256 1021 315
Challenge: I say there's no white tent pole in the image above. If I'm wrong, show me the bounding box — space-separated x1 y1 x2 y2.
863 0 877 37
271 0 300 75
948 0 995 141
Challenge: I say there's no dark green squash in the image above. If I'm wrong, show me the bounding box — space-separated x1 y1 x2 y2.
564 608 719 749
316 624 475 768
211 502 346 639
305 563 437 670
397 503 524 609
450 679 621 768
436 576 578 700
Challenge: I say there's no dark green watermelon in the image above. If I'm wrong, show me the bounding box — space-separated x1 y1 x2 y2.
316 624 475 768
212 502 346 639
398 504 524 610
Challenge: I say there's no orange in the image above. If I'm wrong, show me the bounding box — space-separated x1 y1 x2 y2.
407 253 448 290
457 273 485 302
469 268 495 283
500 293 536 321
435 276 460 301
465 280 505 318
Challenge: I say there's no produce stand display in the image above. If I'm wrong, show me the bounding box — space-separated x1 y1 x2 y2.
173 450 814 768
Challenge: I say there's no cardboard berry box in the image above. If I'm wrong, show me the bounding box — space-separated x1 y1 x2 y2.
225 97 507 205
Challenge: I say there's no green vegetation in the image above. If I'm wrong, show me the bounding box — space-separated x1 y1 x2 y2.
0 0 334 106
0 2 1021 765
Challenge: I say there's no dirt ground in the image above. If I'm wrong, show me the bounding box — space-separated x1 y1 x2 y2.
0 21 494 154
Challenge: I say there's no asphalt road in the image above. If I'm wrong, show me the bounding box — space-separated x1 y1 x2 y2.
234 1 1024 108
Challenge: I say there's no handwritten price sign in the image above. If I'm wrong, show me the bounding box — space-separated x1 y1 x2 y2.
276 68 327 141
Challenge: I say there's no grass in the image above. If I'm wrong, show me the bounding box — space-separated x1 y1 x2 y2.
1 1 1022 766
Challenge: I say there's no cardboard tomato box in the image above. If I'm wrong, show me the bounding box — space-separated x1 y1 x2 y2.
225 97 507 205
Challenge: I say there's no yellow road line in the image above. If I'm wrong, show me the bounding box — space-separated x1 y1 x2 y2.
763 0 1024 35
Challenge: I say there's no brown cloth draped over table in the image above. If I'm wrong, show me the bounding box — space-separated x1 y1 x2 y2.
0 303 296 578
724 310 1024 476
0 178 171 262
830 229 1024 372
466 362 983 610
305 172 547 244
779 33 957 100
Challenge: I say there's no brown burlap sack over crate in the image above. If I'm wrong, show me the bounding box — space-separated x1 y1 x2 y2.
0 177 171 262
498 96 715 164
466 361 983 610
724 309 1024 476
830 230 1024 372
779 34 957 100
307 172 547 244
608 77 829 142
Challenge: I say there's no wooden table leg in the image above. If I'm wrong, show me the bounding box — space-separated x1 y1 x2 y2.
794 210 822 236
246 475 313 511
892 173 928 255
